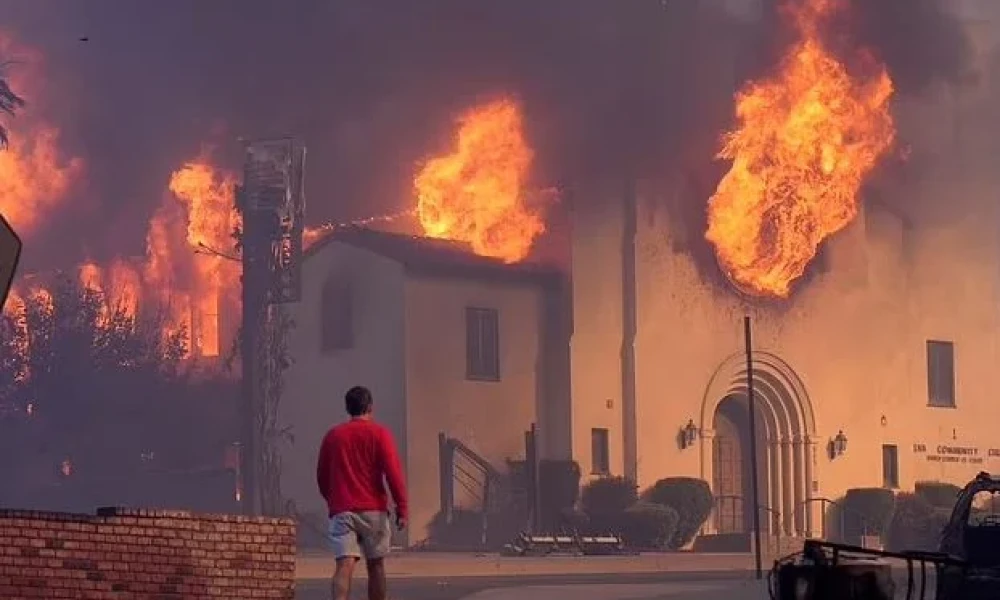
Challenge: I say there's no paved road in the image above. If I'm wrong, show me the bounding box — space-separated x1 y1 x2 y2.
294 571 758 600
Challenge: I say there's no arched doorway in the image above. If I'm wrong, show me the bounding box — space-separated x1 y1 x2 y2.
712 395 769 534
699 352 818 538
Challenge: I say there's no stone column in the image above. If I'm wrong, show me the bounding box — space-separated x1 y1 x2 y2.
804 436 817 537
781 438 793 535
769 438 783 535
793 436 807 537
700 428 717 535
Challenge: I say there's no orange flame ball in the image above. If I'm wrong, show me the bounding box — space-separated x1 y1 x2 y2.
415 98 544 263
705 0 896 298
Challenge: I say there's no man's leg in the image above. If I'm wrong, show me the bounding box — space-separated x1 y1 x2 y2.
333 557 357 600
365 558 387 600
358 512 393 600
328 513 363 600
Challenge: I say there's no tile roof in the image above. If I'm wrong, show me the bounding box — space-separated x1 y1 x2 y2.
304 225 561 286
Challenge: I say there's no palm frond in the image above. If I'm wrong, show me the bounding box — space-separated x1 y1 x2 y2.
0 63 26 149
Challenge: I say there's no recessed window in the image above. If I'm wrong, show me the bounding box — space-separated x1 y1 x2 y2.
465 307 500 381
882 444 899 489
591 428 610 475
320 279 353 353
926 340 956 408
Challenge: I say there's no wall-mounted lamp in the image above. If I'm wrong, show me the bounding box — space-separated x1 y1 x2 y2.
680 419 699 449
828 430 848 460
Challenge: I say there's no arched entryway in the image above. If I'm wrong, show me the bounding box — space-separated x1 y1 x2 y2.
699 352 818 538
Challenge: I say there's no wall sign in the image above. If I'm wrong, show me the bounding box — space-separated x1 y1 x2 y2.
912 443 1000 465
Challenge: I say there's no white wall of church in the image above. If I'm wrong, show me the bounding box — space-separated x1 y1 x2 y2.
569 174 1000 535
278 243 407 531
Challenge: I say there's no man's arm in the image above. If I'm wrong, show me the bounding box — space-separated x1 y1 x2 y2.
378 427 408 521
316 432 332 502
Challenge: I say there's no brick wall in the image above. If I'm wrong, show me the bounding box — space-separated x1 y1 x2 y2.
0 507 296 599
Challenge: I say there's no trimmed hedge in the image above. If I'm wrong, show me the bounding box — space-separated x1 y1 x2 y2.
914 481 961 510
581 476 638 515
842 488 895 542
620 502 679 550
886 493 948 552
538 459 582 530
642 477 713 549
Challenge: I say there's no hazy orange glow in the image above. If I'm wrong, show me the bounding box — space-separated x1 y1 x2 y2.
0 32 83 238
705 0 896 298
415 98 545 263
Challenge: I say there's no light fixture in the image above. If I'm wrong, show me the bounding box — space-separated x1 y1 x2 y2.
680 419 699 449
829 430 848 459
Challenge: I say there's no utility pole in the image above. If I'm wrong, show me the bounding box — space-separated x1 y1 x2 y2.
236 138 306 516
744 315 764 580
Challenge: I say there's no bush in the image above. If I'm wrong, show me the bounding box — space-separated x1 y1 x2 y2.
842 488 896 542
914 481 961 510
581 476 638 515
539 459 582 530
642 477 713 549
619 502 679 550
886 493 948 552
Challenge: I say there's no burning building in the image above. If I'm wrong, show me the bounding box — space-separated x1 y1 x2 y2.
275 0 1000 549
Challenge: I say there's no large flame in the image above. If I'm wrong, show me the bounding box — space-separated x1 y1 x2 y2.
0 32 82 238
705 0 896 298
6 153 240 362
414 98 545 263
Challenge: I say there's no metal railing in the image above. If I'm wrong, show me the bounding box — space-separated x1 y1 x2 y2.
713 494 782 547
438 433 505 546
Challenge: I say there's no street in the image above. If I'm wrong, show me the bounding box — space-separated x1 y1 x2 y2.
294 571 761 600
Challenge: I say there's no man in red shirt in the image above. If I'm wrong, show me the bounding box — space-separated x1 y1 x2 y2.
316 386 408 600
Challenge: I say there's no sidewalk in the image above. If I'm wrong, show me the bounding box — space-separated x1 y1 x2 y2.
295 551 756 581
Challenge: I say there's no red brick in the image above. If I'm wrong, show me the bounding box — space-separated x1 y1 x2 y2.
0 508 295 599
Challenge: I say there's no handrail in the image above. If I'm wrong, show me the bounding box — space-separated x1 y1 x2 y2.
713 494 782 538
450 438 500 479
798 497 870 542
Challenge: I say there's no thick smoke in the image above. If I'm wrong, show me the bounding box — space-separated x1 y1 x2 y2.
0 0 983 270
0 0 760 267
826 0 976 94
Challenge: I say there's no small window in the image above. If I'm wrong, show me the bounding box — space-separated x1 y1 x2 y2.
320 279 353 353
591 428 610 475
465 307 499 381
882 444 899 489
927 340 956 407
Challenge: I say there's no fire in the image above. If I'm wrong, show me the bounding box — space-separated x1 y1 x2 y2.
151 157 241 357
4 153 239 362
0 32 82 238
414 98 545 263
704 0 896 298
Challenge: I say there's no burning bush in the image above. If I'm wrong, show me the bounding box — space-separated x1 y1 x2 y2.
0 276 237 510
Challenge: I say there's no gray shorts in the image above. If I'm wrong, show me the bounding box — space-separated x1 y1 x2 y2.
328 511 392 560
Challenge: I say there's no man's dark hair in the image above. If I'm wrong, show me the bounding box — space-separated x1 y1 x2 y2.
345 386 374 417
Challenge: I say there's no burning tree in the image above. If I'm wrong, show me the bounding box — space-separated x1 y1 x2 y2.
0 62 23 147
0 276 237 509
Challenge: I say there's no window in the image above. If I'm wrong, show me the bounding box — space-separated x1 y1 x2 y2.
927 340 956 407
465 307 499 381
591 428 610 475
320 279 353 353
882 444 899 489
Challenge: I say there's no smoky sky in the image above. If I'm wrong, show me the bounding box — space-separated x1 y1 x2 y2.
0 0 977 270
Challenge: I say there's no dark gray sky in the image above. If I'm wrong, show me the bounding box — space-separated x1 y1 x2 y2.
0 0 974 270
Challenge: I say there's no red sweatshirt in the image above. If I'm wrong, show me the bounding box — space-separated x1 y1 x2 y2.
316 418 408 520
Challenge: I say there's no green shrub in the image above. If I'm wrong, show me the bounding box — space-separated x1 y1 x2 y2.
914 481 961 510
642 477 713 549
619 502 679 550
842 488 896 542
886 493 948 552
581 476 638 515
539 459 582 530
